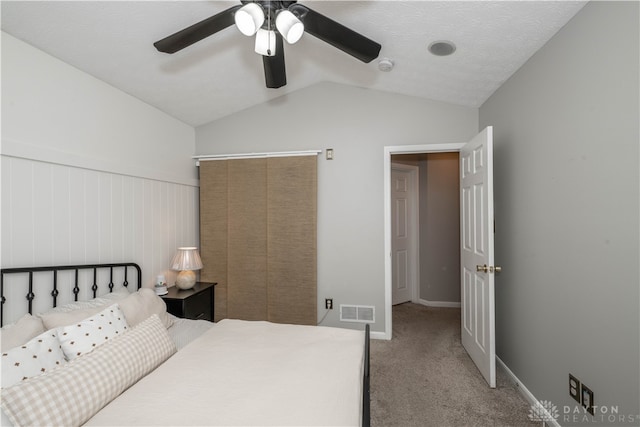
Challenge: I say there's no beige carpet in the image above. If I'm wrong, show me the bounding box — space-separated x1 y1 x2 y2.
370 303 537 427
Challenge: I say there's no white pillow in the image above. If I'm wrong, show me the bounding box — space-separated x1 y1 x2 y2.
118 288 174 329
42 288 131 314
1 315 176 427
1 329 67 389
0 314 46 351
40 304 106 330
56 304 129 360
37 288 133 331
96 288 134 303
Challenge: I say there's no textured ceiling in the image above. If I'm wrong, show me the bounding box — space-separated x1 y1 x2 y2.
1 1 587 127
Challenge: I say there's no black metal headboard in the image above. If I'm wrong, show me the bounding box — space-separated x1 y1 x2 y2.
0 263 141 326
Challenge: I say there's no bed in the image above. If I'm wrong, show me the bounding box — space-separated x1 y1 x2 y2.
0 263 370 427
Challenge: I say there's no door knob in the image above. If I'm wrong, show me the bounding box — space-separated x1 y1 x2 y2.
477 264 502 273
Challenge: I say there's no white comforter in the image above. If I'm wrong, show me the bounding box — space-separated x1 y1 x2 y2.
85 319 365 426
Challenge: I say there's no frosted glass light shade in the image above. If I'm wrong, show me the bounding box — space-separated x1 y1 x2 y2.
235 3 264 36
276 10 304 44
255 29 276 56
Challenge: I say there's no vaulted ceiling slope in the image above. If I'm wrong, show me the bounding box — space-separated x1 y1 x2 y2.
1 1 587 127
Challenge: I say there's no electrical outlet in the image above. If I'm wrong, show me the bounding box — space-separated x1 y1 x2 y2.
581 384 594 415
325 298 333 310
569 374 581 403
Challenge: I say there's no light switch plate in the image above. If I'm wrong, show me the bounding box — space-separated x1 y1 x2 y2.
326 149 334 160
581 383 594 415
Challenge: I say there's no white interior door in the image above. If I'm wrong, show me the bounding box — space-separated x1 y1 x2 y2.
460 126 496 388
391 165 418 305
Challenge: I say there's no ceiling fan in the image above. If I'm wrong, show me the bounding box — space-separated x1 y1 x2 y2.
154 1 382 89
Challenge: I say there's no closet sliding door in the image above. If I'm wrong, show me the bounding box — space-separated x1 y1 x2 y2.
267 157 317 325
200 160 228 320
199 155 317 325
228 159 268 320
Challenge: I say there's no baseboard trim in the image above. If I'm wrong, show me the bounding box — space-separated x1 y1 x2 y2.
497 357 560 427
417 298 461 308
370 331 389 340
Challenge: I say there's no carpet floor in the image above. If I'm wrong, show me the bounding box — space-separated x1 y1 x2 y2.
369 303 538 427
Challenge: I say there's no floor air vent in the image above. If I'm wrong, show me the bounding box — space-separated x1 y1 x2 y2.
340 305 375 323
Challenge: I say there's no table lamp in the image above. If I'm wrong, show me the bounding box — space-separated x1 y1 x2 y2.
171 247 203 290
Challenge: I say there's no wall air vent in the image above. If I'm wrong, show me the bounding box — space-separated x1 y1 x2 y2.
340 305 375 323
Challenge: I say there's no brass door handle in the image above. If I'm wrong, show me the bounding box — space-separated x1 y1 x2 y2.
476 264 502 273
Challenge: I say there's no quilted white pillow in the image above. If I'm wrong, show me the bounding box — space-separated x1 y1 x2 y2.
42 288 131 314
40 304 106 330
0 314 46 351
56 304 128 360
1 315 176 427
1 329 67 389
118 288 173 329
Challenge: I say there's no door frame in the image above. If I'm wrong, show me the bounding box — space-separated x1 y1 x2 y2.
383 143 464 340
390 162 420 305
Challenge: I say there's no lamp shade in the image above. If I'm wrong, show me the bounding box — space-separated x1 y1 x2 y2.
276 10 304 44
171 247 203 271
234 3 264 36
255 29 276 56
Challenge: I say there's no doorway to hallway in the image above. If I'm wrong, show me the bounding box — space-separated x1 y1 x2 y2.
384 127 498 388
390 153 461 308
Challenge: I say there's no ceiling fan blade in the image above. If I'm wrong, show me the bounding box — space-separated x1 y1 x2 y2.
262 34 286 88
154 4 241 54
289 4 381 63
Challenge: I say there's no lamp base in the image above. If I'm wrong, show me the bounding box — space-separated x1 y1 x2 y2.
175 270 196 290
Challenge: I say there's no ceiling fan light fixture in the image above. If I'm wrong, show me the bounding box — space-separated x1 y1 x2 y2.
255 29 277 56
276 10 304 44
235 3 265 36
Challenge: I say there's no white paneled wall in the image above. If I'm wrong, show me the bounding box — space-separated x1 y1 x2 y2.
1 155 199 299
1 33 200 324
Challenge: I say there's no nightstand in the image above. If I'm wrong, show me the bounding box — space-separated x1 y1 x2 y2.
161 282 216 321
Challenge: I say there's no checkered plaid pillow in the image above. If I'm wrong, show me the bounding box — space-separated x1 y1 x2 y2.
1 314 176 427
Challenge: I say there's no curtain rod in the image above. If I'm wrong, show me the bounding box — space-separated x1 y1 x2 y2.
194 150 322 165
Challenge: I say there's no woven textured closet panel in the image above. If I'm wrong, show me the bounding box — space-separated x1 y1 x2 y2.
198 156 317 325
227 159 268 320
199 161 228 321
267 156 317 325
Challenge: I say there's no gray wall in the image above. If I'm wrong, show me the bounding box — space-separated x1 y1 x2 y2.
421 153 460 304
392 153 460 305
480 1 639 421
196 82 478 334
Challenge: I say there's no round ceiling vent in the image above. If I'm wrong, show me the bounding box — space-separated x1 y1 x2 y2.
428 40 456 56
